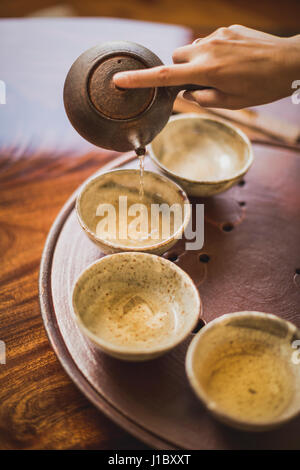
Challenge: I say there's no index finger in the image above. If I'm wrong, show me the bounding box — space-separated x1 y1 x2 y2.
113 63 202 88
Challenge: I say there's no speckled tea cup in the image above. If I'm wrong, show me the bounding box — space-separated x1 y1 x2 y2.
72 252 202 361
148 114 254 197
76 169 191 255
186 311 300 431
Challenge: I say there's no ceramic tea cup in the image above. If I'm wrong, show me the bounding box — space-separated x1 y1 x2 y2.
148 114 253 197
76 169 190 255
186 311 300 431
72 252 202 361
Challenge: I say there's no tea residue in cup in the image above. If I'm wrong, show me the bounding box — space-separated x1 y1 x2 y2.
84 286 178 348
197 340 294 422
154 119 248 182
94 189 176 248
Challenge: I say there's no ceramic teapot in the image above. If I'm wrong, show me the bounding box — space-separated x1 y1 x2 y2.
64 41 205 152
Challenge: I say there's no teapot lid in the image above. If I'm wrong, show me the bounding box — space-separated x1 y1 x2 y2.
88 55 155 120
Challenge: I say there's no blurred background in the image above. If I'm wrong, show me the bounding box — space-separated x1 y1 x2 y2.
1 0 300 35
1 0 299 155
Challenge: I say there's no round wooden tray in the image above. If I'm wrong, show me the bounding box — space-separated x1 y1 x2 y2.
39 145 300 449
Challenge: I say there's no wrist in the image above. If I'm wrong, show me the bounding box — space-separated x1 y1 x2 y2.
276 36 300 97
284 35 300 76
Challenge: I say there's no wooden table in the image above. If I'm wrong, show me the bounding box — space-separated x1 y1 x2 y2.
0 18 299 450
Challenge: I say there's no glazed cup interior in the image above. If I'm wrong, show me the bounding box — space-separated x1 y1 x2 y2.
72 252 201 360
149 114 253 188
186 311 300 431
76 169 190 253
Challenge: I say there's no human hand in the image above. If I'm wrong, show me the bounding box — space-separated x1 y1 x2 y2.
114 25 300 109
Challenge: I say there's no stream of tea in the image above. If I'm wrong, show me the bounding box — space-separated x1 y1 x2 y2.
135 146 146 199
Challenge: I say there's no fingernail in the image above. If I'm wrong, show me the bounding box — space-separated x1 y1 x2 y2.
113 72 128 83
183 92 194 102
